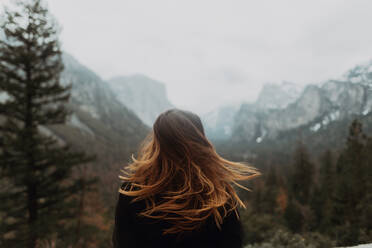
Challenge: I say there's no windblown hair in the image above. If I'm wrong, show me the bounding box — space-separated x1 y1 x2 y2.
119 109 260 234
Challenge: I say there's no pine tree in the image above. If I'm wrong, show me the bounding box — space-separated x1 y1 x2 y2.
332 119 368 245
290 142 315 205
311 149 335 231
283 142 316 233
345 120 368 201
260 165 280 214
357 137 372 241
0 1 95 247
284 199 304 232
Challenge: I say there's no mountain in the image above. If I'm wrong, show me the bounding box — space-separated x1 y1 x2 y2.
255 81 303 110
202 104 241 140
342 59 372 86
45 54 149 202
107 74 174 126
61 54 148 138
232 61 372 144
204 82 303 141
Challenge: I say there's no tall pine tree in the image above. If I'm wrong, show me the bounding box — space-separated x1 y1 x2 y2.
311 149 335 232
332 119 368 245
356 137 372 241
0 1 95 247
290 142 315 205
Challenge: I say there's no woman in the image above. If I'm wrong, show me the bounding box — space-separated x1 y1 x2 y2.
112 109 260 248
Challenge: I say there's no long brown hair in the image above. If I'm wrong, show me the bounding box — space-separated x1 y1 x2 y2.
119 108 260 234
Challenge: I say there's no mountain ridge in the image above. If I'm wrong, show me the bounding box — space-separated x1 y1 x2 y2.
107 74 174 126
231 60 372 144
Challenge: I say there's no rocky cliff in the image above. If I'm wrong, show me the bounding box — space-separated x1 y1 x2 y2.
107 74 174 126
232 61 372 143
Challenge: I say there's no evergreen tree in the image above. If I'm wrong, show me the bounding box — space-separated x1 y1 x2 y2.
0 1 95 247
284 199 304 232
319 150 336 197
290 142 315 205
355 133 372 242
344 120 368 201
332 119 368 245
260 165 280 214
283 142 316 233
312 149 335 231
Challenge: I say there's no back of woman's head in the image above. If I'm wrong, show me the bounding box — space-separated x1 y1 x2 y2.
119 108 260 234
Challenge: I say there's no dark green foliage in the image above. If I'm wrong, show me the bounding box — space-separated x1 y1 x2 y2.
328 120 372 246
357 137 372 242
290 143 315 205
254 165 283 215
240 207 283 245
0 1 95 247
237 119 372 247
284 199 304 232
310 150 335 231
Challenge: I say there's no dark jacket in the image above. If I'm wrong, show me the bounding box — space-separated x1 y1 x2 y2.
112 183 243 248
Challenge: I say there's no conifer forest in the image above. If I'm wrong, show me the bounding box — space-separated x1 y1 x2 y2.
1 0 372 247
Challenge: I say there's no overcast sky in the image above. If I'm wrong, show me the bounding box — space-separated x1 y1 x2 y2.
3 0 372 114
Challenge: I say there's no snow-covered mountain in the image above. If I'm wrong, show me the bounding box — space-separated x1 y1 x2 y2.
107 74 174 126
232 60 372 143
203 82 303 141
202 104 241 140
342 59 372 86
256 81 303 110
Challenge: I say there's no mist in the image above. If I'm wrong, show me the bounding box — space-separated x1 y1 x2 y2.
43 0 372 113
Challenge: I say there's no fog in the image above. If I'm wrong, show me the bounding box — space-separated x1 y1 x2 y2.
4 0 372 113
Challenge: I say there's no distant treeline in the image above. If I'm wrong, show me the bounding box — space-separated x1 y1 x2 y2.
237 119 372 247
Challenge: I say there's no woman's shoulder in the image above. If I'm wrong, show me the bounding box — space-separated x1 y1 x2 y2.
116 181 137 210
117 181 147 213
